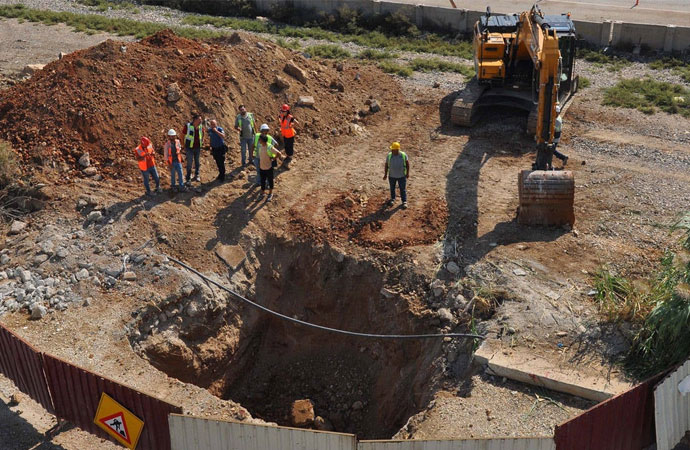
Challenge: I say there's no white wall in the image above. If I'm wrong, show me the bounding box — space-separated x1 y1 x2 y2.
655 359 690 450
357 438 556 450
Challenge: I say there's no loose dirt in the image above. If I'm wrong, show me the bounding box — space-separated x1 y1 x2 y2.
1 18 690 448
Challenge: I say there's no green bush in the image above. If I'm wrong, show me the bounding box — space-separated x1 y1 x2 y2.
578 48 631 72
274 37 301 50
306 44 350 59
603 78 690 117
142 0 256 17
649 57 690 82
358 49 397 60
409 58 474 77
378 61 412 77
578 76 591 89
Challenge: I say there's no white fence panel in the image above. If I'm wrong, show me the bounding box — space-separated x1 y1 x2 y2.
655 358 690 450
357 438 555 450
169 414 357 450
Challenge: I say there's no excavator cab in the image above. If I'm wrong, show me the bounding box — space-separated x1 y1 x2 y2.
452 5 577 226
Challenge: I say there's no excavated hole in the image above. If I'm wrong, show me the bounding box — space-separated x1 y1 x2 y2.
136 238 459 439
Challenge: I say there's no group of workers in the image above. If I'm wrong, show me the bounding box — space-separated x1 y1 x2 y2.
133 103 412 208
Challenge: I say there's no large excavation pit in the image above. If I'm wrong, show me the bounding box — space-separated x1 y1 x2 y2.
134 239 466 439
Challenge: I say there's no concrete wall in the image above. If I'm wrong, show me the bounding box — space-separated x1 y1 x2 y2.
358 438 555 450
253 0 690 52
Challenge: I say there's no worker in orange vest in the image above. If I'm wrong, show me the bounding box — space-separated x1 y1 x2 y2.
134 136 160 196
278 104 298 167
163 129 187 192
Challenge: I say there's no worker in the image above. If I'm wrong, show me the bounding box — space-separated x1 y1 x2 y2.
552 105 568 167
278 104 298 166
134 136 160 196
256 134 284 202
253 124 277 186
183 114 203 184
234 105 256 168
163 129 186 192
383 142 410 209
208 119 227 182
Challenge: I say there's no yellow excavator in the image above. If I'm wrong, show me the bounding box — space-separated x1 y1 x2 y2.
451 5 578 225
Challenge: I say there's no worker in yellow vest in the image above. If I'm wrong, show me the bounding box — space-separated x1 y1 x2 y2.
183 114 203 184
133 136 160 196
383 142 410 209
252 124 277 186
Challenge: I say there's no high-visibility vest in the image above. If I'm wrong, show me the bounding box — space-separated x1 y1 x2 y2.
236 112 255 130
166 139 183 165
134 143 155 171
185 123 203 148
259 143 277 160
280 114 295 138
253 133 276 157
387 151 408 176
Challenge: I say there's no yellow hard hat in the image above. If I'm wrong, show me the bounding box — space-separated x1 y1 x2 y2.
389 142 401 150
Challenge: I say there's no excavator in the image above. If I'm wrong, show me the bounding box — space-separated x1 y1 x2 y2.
451 4 578 225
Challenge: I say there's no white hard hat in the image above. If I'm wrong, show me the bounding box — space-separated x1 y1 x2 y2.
167 129 177 136
555 105 561 114
260 123 269 131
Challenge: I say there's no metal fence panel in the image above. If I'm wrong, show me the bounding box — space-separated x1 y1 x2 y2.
168 414 357 450
655 358 690 450
554 372 667 450
0 323 54 413
357 438 555 450
43 353 181 450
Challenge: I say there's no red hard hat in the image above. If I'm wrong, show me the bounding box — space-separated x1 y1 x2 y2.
281 104 290 112
140 136 150 147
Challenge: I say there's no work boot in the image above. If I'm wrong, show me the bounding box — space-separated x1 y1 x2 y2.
402 201 408 209
194 175 201 182
562 156 569 167
267 194 273 202
386 198 394 207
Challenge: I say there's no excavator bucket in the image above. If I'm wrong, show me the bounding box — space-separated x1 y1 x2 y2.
518 170 574 226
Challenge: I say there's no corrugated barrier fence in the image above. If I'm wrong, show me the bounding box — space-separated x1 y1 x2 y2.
1 321 686 449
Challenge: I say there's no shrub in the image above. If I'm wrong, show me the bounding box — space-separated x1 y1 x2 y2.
358 49 397 60
0 141 18 189
306 44 350 59
409 58 474 77
578 48 631 72
378 61 412 77
603 78 690 117
579 76 591 89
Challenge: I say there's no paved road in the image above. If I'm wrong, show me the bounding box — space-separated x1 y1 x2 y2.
394 0 690 26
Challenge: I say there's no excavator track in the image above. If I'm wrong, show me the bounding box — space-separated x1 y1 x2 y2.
518 170 575 226
450 78 486 127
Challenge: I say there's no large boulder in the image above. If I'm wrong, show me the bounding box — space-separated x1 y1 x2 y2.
284 61 308 84
290 399 315 427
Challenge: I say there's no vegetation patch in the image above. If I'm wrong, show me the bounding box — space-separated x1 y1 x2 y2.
603 78 690 117
0 141 17 190
409 58 475 77
306 44 350 59
358 49 397 60
578 48 631 72
649 57 690 83
77 0 140 13
274 37 301 50
378 61 412 77
578 76 591 89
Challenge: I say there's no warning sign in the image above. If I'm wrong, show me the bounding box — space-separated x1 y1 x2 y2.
94 393 144 449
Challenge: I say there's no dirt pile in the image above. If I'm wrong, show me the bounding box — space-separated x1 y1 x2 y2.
0 30 402 177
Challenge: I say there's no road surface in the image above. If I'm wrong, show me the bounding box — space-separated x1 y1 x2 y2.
394 0 690 26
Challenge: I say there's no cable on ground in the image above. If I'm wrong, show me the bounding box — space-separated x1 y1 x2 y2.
168 256 485 341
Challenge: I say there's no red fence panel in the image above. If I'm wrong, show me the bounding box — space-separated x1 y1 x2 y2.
554 372 667 450
43 354 182 450
0 323 54 414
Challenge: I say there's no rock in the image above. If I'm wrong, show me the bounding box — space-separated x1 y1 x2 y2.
351 400 364 411
58 52 67 60
122 271 137 281
256 41 266 50
313 416 333 431
104 267 122 278
39 240 55 255
348 123 365 136
433 81 440 88
9 220 27 235
228 32 245 45
513 268 527 276
22 64 45 76
19 270 32 283
437 308 454 323
78 152 90 168
430 279 444 297
556 331 568 337
30 303 47 320
120 45 127 53
215 244 246 270
446 261 460 275
291 399 315 427
174 48 184 56
83 166 98 176
284 61 308 83
0 254 9 265
56 248 68 259
297 96 315 107
75 268 89 281
86 210 103 223
507 326 517 335
83 297 91 306
8 392 24 406
380 288 395 299
273 75 290 90
336 63 344 72
167 82 182 102
329 80 344 92
33 254 49 265
369 100 381 113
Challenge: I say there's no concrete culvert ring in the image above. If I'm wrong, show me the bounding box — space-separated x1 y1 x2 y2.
128 236 476 439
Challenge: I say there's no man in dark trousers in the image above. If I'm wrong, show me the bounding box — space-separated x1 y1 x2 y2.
383 141 410 209
208 119 227 182
183 114 203 184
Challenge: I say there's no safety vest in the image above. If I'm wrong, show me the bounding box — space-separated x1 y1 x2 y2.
253 133 276 157
185 123 203 148
237 112 255 130
280 114 295 138
134 143 155 171
387 151 407 176
259 143 277 159
166 139 183 165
